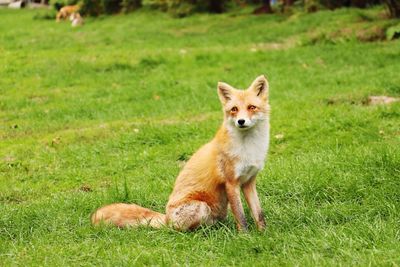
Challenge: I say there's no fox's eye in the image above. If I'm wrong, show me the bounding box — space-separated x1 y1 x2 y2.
248 105 257 111
230 107 238 114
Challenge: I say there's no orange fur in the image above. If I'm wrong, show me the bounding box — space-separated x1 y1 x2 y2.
91 75 270 231
56 5 80 22
91 203 165 228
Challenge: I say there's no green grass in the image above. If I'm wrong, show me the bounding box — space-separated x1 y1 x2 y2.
1 6 400 266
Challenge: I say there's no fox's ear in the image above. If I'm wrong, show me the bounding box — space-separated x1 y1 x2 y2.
249 75 269 99
217 82 234 104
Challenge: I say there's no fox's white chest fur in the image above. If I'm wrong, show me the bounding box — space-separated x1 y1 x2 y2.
227 120 270 184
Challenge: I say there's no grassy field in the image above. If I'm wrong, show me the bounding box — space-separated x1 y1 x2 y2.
1 6 400 266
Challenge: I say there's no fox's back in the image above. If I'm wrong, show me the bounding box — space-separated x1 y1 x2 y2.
61 5 79 13
166 140 228 217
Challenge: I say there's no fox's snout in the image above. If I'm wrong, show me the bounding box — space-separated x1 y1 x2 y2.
235 118 252 129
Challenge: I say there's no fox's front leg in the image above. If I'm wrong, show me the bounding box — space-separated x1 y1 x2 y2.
242 177 266 231
225 179 248 231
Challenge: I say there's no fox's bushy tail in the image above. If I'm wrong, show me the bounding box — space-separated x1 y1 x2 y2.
91 203 166 228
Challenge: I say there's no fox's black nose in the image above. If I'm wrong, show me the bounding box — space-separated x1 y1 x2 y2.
238 119 245 126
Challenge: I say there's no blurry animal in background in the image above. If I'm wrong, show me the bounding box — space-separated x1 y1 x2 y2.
70 13 84 27
56 4 80 22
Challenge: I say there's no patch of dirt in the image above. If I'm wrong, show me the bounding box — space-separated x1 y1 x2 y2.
325 95 399 106
356 25 386 42
79 185 93 192
308 22 390 44
366 96 400 106
325 96 366 106
250 37 298 51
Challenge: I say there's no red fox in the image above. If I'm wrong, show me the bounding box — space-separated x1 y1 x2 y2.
91 75 270 231
56 5 80 22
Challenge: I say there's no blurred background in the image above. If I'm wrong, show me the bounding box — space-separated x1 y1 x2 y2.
1 0 400 18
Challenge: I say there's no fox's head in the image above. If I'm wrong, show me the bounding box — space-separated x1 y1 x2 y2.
217 75 270 131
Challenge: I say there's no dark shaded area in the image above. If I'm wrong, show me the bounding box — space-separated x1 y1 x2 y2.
384 0 400 18
49 0 397 18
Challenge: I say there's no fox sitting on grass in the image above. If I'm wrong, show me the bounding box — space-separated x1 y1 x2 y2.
92 75 270 231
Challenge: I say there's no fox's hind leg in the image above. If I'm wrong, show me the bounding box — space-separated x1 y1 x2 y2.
166 201 214 231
